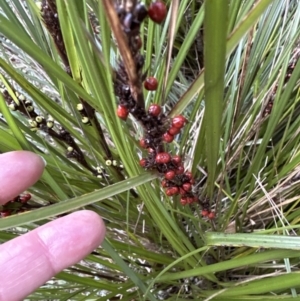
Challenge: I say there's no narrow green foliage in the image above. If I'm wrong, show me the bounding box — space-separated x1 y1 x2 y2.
203 0 228 197
206 232 300 250
0 0 299 299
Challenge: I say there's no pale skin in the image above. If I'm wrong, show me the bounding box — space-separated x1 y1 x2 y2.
0 151 106 301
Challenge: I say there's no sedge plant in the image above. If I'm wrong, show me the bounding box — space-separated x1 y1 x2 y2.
0 0 300 300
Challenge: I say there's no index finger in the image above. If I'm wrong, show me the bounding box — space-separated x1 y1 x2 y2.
0 210 106 301
0 151 45 204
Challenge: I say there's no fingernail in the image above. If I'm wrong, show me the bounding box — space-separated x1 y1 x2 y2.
39 155 47 167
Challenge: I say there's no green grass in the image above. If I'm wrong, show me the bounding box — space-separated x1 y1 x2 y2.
0 0 300 299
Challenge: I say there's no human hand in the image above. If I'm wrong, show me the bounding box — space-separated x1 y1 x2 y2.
0 151 106 301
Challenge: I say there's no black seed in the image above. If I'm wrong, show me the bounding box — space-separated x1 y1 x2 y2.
133 3 148 22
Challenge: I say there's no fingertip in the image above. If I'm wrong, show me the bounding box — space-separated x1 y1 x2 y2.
0 151 45 204
66 210 106 248
36 210 106 272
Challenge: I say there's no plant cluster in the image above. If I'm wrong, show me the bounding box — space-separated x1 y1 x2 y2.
113 0 214 217
0 0 300 299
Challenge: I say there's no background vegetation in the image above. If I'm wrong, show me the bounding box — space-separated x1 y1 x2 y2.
0 0 300 300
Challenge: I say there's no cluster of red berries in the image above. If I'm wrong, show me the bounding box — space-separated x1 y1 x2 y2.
137 104 188 152
0 193 32 217
138 111 215 218
139 148 216 220
138 112 187 159
163 114 187 143
138 119 199 207
113 1 214 218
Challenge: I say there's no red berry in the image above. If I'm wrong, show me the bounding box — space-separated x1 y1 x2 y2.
163 132 174 143
19 193 31 203
144 77 158 91
185 171 193 179
139 138 147 148
180 197 188 205
148 147 155 153
185 171 195 184
201 210 209 217
155 152 171 164
171 115 187 129
179 187 186 195
139 158 147 167
148 1 167 24
186 197 195 204
161 179 168 187
148 104 161 117
182 183 192 192
176 165 184 174
172 155 181 165
117 105 129 120
166 187 179 196
168 126 181 135
208 211 215 219
165 170 175 180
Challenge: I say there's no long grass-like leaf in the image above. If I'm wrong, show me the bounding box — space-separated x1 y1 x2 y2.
203 0 228 197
